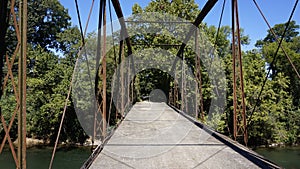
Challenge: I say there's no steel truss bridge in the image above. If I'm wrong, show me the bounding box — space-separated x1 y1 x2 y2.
0 0 298 168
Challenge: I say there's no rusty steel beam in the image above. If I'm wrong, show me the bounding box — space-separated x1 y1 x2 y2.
111 0 136 104
111 0 136 77
0 0 27 168
235 0 247 146
124 20 192 24
121 40 125 117
0 0 9 97
0 0 9 151
102 0 107 139
95 0 107 141
18 0 27 168
0 108 18 166
174 75 178 108
195 30 199 120
93 0 105 146
195 29 204 121
111 0 132 56
0 0 21 168
232 0 237 143
232 0 247 146
115 38 125 119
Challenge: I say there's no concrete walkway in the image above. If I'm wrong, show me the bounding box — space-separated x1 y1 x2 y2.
89 102 275 169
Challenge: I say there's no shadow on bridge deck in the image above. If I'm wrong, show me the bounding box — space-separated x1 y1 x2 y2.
84 102 280 169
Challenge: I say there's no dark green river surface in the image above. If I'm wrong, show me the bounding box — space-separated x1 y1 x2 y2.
254 146 300 169
0 146 91 169
1 146 300 168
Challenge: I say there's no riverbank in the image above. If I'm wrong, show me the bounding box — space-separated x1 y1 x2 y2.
11 137 102 149
250 142 299 149
14 137 298 150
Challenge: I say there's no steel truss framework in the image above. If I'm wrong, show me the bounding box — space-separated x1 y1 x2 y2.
231 0 247 146
0 0 27 169
0 0 245 168
2 0 299 168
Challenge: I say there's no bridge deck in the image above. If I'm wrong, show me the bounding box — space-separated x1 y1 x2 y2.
89 102 278 169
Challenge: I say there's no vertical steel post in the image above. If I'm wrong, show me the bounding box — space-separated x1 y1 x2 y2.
121 40 125 117
174 74 178 108
231 0 237 141
195 30 199 119
168 86 172 105
127 58 130 104
18 0 27 168
181 52 185 111
232 0 247 146
130 58 133 103
102 0 107 139
235 0 247 146
173 70 177 108
195 29 204 121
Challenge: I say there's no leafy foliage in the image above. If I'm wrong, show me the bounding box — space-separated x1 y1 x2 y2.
1 0 87 144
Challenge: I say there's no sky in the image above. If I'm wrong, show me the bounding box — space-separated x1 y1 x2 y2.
59 0 300 50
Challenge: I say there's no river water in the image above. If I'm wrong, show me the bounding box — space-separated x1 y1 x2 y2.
0 146 91 169
1 146 299 168
254 146 300 169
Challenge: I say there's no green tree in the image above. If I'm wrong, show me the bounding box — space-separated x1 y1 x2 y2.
255 21 300 105
241 50 295 145
256 21 299 46
6 0 71 51
256 21 300 109
26 44 88 144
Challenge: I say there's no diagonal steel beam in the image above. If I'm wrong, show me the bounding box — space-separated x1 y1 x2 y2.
111 0 132 56
0 111 19 167
171 0 218 73
0 0 9 97
111 0 135 75
0 55 21 153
